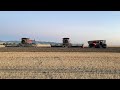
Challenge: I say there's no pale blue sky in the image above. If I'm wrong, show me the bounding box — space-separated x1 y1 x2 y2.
0 11 120 46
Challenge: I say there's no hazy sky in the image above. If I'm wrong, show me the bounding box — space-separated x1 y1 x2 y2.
0 11 120 46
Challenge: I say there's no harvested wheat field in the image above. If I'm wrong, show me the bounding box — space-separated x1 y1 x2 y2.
0 51 120 79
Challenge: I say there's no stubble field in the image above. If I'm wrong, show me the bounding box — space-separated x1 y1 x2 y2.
0 47 120 79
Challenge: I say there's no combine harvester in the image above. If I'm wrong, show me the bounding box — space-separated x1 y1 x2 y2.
51 38 84 48
88 40 107 48
18 38 36 47
4 38 37 47
4 38 52 48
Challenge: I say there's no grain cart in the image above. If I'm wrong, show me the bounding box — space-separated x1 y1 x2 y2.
88 40 107 48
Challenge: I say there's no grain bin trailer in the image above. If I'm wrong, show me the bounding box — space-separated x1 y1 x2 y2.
88 40 107 48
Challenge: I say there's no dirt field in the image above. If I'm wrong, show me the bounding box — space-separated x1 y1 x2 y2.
0 51 120 79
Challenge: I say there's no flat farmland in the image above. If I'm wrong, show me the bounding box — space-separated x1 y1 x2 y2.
0 47 119 52
0 50 120 79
